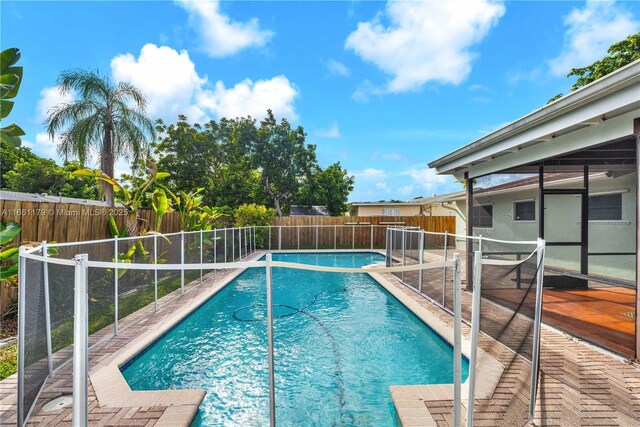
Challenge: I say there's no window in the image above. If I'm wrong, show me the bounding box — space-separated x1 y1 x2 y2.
589 193 622 220
472 204 493 228
383 208 400 216
514 200 535 221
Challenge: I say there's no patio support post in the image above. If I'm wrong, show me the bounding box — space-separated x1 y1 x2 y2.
278 226 282 251
297 226 300 250
232 228 235 261
443 231 448 305
224 229 227 263
154 233 158 311
72 254 89 427
529 238 546 420
42 241 53 375
239 227 243 259
418 232 424 292
581 165 589 275
539 165 544 239
453 253 462 427
180 230 185 294
17 248 26 427
633 123 640 359
316 225 319 250
265 254 276 427
467 250 483 427
334 225 337 250
114 236 119 334
466 172 474 291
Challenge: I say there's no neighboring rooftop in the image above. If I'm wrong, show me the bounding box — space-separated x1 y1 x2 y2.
289 205 330 216
0 190 117 206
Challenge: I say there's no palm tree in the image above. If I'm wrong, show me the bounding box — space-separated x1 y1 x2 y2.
45 69 155 206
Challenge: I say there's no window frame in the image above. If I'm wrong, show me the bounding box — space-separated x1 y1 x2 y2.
514 199 536 222
472 203 493 229
383 208 400 216
588 193 622 221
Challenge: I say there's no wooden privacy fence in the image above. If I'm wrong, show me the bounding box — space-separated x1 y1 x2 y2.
273 216 456 249
0 200 181 244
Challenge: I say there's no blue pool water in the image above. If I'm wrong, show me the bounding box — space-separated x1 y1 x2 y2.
121 253 468 426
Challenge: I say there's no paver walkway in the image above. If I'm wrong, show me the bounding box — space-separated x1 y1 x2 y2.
1 251 639 426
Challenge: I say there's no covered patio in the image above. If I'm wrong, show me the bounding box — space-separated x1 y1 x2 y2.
429 60 640 358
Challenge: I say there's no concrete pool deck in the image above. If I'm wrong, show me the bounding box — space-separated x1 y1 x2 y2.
2 250 640 426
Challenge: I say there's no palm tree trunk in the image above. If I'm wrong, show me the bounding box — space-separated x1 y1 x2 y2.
102 126 115 207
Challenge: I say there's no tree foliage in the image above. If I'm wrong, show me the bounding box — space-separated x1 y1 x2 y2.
0 48 25 147
568 32 640 91
296 162 354 216
45 69 156 206
0 141 98 198
233 203 276 227
254 110 316 216
548 32 640 103
154 111 352 217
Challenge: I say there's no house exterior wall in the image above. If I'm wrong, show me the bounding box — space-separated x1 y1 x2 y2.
353 205 422 216
467 172 636 281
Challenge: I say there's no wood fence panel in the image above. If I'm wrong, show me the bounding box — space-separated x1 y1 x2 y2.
0 200 182 244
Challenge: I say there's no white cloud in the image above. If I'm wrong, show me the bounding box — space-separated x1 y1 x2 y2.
313 122 341 138
397 185 414 195
111 44 298 122
383 152 402 161
23 132 60 162
548 0 639 76
353 168 387 180
111 44 208 123
176 0 273 57
376 182 391 193
36 87 74 122
401 167 451 191
345 0 505 93
324 58 350 77
200 76 299 121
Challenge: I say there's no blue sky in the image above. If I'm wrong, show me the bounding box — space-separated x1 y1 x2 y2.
2 0 639 202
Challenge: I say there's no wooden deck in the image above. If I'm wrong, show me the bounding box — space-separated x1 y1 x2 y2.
483 286 636 357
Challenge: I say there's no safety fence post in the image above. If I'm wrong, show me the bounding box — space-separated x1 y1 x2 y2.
72 254 89 427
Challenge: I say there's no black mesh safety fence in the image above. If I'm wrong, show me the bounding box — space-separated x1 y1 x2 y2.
19 251 47 426
386 226 544 426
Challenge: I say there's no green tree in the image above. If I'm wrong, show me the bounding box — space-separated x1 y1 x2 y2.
233 203 276 227
0 48 25 147
297 162 354 216
45 69 156 206
254 110 316 216
549 32 640 103
0 141 97 198
154 116 263 209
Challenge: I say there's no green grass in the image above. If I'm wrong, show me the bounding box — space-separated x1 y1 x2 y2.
0 344 17 380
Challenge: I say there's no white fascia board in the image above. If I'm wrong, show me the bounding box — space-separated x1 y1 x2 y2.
464 109 638 179
438 85 640 177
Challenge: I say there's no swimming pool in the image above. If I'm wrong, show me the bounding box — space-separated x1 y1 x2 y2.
121 252 469 426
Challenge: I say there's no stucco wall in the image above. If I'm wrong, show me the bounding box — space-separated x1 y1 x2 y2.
464 172 636 282
353 205 422 216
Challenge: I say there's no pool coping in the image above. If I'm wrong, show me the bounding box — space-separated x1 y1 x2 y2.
88 249 503 427
365 269 505 427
